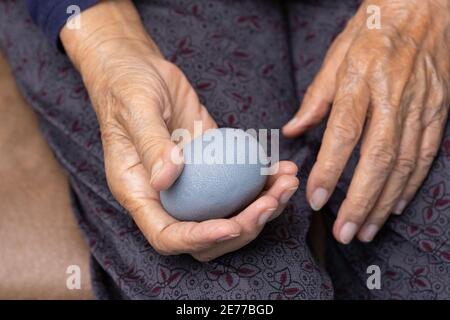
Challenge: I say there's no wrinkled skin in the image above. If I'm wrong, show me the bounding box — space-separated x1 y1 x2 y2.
61 0 299 262
283 0 450 244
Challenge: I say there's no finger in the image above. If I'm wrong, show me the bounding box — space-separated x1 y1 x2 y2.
394 67 450 214
162 63 218 134
193 195 279 262
357 57 429 242
268 202 290 223
146 194 280 256
358 98 424 242
306 76 370 211
230 195 279 234
283 32 355 137
395 112 448 213
265 175 299 223
119 178 244 255
122 169 243 254
265 161 298 190
333 97 401 244
265 174 299 206
117 94 183 191
258 173 299 223
155 218 243 255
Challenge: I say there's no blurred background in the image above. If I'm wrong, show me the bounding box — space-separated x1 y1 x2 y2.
0 51 92 299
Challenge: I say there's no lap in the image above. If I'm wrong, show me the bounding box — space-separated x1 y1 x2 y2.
0 52 93 299
0 0 332 299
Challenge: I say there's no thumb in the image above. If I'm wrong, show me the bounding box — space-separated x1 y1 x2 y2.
120 100 184 191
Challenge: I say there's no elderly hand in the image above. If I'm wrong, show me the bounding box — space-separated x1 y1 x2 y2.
61 0 299 261
283 0 450 244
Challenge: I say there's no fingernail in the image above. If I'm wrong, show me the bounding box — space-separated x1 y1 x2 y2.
393 200 407 215
151 159 164 182
216 233 240 243
310 187 329 211
280 187 298 205
285 117 299 128
359 224 379 243
258 208 277 226
339 222 358 244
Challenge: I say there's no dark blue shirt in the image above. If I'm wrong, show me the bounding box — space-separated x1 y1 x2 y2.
26 0 99 46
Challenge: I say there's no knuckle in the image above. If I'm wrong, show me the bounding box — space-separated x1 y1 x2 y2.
138 135 162 158
366 145 397 171
161 60 184 78
100 121 126 146
110 89 170 126
115 101 136 124
419 147 438 165
425 108 447 127
345 194 373 219
151 236 173 256
393 157 416 176
373 32 396 51
349 195 372 216
373 27 418 54
345 47 372 71
321 158 343 177
328 120 361 145
115 193 143 215
100 126 117 146
154 60 187 91
115 192 131 210
405 114 423 131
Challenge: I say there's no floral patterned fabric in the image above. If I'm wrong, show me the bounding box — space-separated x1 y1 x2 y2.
0 0 449 300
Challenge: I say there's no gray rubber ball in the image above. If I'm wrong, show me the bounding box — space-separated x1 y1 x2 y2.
160 128 269 221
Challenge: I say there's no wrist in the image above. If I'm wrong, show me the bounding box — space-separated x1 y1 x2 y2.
60 0 160 71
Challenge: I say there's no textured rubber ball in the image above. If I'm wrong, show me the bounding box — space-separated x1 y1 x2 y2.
160 128 268 221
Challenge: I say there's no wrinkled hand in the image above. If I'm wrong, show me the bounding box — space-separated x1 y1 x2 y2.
61 0 299 261
283 0 450 243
